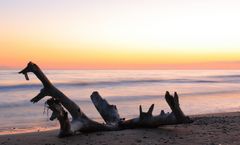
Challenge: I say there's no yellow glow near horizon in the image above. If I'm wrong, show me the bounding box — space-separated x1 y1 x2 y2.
0 0 240 69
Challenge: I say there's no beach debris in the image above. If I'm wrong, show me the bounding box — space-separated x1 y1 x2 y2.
19 62 193 138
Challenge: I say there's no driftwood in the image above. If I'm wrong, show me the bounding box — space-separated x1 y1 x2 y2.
19 62 192 138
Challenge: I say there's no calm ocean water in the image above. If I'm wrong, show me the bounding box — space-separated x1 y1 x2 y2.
0 70 240 133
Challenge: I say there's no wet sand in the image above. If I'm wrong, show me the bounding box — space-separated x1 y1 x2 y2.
0 112 240 145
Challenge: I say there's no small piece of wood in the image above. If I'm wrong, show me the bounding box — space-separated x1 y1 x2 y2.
90 91 121 124
165 91 192 123
46 98 73 138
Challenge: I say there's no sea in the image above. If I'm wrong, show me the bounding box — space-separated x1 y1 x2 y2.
0 70 240 134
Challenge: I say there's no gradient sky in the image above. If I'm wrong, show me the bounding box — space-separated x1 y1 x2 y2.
0 0 240 69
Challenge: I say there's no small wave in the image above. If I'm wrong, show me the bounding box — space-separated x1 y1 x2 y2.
0 101 42 109
210 74 240 78
0 84 42 90
0 79 225 91
181 89 240 97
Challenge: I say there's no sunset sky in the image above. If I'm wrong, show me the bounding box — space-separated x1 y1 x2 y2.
0 0 240 69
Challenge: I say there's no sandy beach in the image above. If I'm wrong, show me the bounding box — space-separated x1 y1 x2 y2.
0 112 239 145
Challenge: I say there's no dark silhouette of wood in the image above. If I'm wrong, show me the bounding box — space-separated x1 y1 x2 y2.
46 98 73 137
19 62 119 137
90 91 122 124
165 91 191 123
19 62 193 138
19 62 81 120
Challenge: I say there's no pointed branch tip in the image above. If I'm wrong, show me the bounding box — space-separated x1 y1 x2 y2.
92 91 99 96
147 104 154 115
166 91 170 96
139 105 143 114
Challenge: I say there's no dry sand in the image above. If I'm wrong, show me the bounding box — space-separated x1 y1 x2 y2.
1 112 240 145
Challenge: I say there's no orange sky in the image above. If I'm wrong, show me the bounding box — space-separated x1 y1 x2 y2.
0 0 240 69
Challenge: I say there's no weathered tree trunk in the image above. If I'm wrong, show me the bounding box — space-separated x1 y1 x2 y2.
19 62 193 138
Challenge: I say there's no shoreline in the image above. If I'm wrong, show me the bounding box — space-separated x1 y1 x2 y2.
0 126 59 136
0 111 239 136
1 111 240 145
